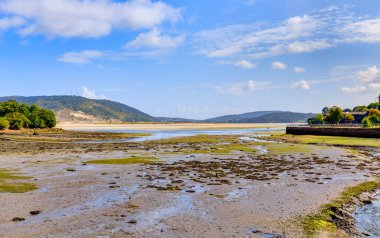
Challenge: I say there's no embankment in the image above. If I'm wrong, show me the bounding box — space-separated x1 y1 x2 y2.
286 127 380 138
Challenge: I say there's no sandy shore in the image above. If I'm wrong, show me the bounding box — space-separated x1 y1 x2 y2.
57 122 285 131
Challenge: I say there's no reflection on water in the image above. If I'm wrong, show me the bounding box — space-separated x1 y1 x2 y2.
74 127 284 143
353 194 380 237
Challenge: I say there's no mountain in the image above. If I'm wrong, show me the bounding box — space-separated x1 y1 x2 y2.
0 95 315 123
204 111 315 123
204 111 282 123
0 96 155 122
234 112 316 123
155 117 198 123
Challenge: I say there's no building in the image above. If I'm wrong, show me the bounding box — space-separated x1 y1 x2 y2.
342 111 368 123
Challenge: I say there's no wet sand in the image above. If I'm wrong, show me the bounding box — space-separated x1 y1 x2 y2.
0 129 379 238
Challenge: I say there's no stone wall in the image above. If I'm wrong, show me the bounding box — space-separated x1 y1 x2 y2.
286 127 380 138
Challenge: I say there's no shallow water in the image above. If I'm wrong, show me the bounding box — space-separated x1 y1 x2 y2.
75 127 283 143
353 194 380 237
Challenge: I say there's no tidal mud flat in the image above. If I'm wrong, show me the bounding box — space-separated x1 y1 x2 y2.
0 127 379 238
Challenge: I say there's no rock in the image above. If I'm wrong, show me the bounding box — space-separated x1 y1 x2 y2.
12 217 25 222
128 219 137 224
30 210 41 215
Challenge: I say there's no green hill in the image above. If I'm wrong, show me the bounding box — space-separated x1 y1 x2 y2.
235 112 315 123
0 96 155 122
204 111 315 123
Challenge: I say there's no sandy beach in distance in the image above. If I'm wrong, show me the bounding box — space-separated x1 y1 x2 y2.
57 122 286 131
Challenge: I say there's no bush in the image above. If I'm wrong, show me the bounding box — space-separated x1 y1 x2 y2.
362 117 372 128
344 113 354 123
0 118 9 130
0 100 56 129
308 113 325 124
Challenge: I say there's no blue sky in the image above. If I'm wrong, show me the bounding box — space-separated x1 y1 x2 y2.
1 0 380 119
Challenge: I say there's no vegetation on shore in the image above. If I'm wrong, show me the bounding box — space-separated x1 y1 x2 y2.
0 100 56 130
301 180 380 237
0 169 38 193
308 102 380 127
277 134 380 148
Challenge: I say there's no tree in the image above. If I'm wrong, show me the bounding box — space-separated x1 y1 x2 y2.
367 102 380 109
322 107 329 116
368 109 380 124
308 113 325 124
325 106 344 124
343 108 352 112
0 118 9 130
6 112 30 130
0 101 57 129
39 109 56 128
344 113 354 123
353 105 368 112
362 117 372 128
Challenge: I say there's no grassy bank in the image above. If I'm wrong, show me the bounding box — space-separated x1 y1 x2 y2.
278 134 380 148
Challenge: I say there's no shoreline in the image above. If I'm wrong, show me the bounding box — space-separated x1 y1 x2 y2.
57 122 286 131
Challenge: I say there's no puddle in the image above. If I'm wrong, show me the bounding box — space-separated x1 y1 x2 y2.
256 145 268 155
353 194 380 237
240 136 281 144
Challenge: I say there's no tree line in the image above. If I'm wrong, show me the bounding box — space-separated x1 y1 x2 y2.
0 100 56 130
308 102 380 128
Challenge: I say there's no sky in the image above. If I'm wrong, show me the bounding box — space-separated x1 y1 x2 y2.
1 0 380 119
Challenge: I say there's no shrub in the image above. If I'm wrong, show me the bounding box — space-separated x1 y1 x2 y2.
344 113 354 123
6 112 31 130
308 113 325 124
0 100 56 129
0 118 9 130
362 117 372 128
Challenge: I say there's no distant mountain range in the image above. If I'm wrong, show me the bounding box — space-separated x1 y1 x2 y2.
0 96 315 123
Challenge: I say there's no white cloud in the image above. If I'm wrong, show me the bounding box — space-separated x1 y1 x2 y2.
341 66 380 93
292 80 310 90
215 80 256 95
357 66 380 83
193 7 380 61
294 66 305 73
81 87 107 99
58 50 104 64
234 60 257 69
341 19 380 43
195 14 322 59
286 40 332 53
0 0 181 38
125 28 184 49
0 16 25 30
272 61 286 70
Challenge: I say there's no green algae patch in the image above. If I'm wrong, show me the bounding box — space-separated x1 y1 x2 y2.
278 134 380 148
301 180 380 237
0 169 38 193
87 156 160 165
